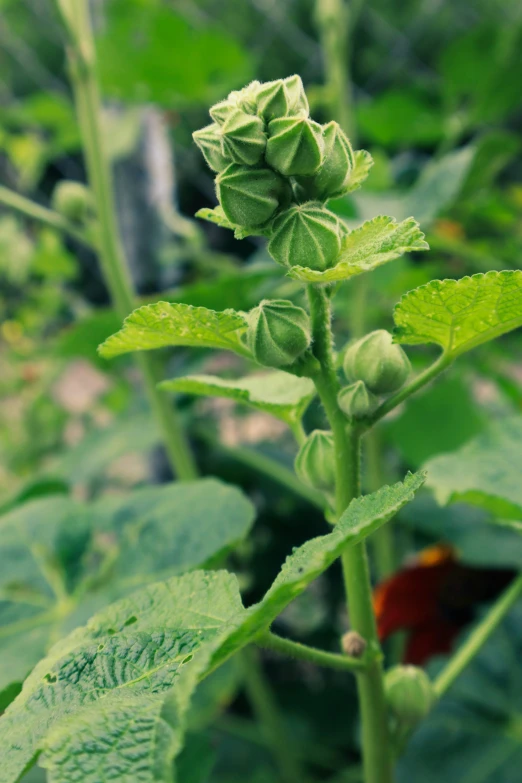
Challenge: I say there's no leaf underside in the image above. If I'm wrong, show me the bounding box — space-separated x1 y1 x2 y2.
393 270 522 358
287 215 428 283
0 472 424 782
159 371 316 425
98 302 249 359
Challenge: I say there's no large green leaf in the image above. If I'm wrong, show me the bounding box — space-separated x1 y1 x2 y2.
394 271 522 358
424 416 522 521
286 216 428 284
159 372 316 426
98 302 249 359
0 473 424 781
0 571 245 783
0 479 254 703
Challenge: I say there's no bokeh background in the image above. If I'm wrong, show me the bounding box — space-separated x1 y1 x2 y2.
1 1 522 781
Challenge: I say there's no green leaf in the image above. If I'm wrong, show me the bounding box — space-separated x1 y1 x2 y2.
393 271 522 358
159 372 316 426
0 570 245 783
98 302 249 359
286 216 428 283
424 416 522 521
0 479 254 704
213 472 425 665
195 206 261 240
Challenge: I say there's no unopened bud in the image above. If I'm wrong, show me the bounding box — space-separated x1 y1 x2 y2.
220 109 266 166
266 116 324 176
255 79 289 122
246 299 311 368
343 330 411 395
283 75 309 116
337 381 377 421
216 164 288 227
295 430 336 494
268 203 343 270
311 121 355 200
385 666 434 727
192 124 230 173
341 631 367 658
52 181 93 223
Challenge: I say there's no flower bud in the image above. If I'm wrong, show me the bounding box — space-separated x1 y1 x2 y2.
385 666 434 727
216 164 288 227
337 381 377 420
268 203 342 270
246 299 311 368
52 181 93 223
295 430 336 493
220 109 266 165
283 75 309 116
343 330 411 395
192 123 230 173
255 79 289 122
312 121 355 200
266 116 324 176
210 82 261 125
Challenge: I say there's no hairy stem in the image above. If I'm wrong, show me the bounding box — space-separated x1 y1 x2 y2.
59 0 197 479
434 573 522 699
258 630 367 672
239 647 304 783
308 286 393 783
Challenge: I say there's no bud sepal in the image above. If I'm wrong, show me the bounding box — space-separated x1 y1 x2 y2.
297 121 355 201
343 330 411 395
268 202 343 270
220 109 266 166
216 164 289 228
192 124 230 173
246 299 311 368
385 665 434 728
337 381 378 420
266 116 324 176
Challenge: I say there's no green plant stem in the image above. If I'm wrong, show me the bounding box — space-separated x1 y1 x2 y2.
239 647 304 783
368 352 453 427
434 573 522 699
366 428 396 581
0 185 94 248
307 285 393 783
59 0 197 480
258 630 366 672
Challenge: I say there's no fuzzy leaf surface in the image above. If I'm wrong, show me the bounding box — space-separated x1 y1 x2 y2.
393 271 522 358
0 480 254 704
159 371 316 425
424 417 522 521
98 302 249 359
0 570 245 783
286 216 428 283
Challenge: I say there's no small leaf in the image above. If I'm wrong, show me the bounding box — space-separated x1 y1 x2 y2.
344 149 374 192
214 472 425 664
424 416 522 521
98 301 249 359
287 216 428 283
160 371 316 425
196 205 236 232
393 271 522 358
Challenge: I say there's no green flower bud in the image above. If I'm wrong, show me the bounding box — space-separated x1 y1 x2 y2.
210 82 261 125
216 164 288 227
220 109 266 166
385 666 434 726
312 121 355 200
283 75 309 116
52 181 93 223
295 430 336 493
337 381 378 420
268 202 342 270
266 116 324 176
255 79 289 122
343 330 411 395
192 123 230 173
246 299 311 368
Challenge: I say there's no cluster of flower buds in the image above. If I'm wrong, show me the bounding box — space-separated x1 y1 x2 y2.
338 330 411 420
193 76 356 271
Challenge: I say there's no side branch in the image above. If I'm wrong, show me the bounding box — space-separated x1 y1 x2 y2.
0 185 95 249
257 631 367 672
